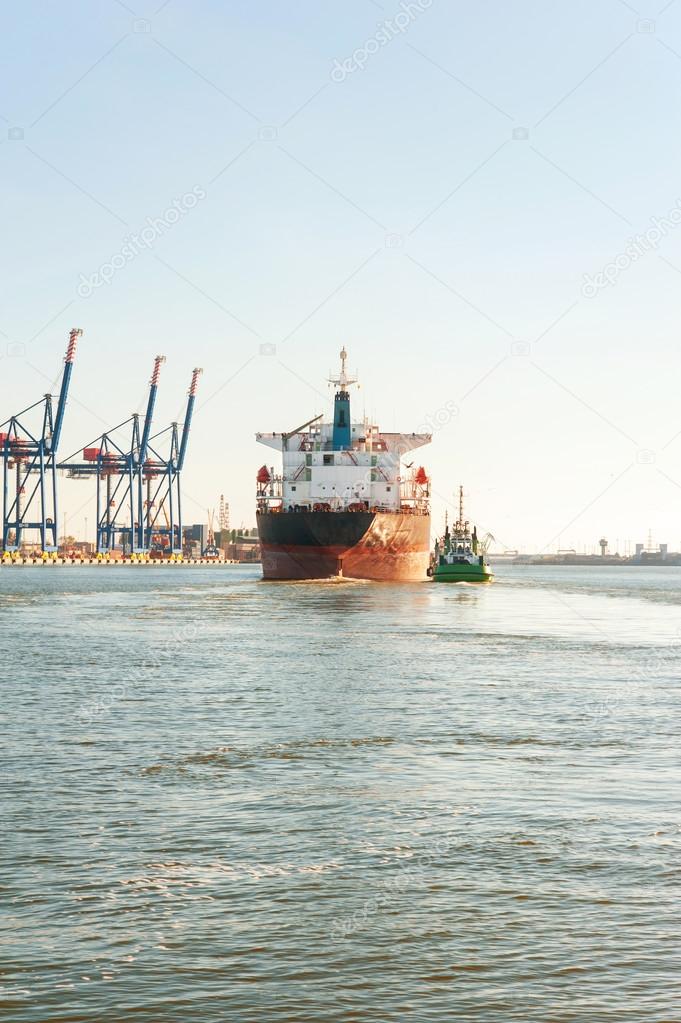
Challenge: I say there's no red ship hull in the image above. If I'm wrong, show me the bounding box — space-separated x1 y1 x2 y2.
257 510 430 581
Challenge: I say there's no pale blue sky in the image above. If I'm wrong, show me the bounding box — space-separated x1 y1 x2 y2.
2 0 681 551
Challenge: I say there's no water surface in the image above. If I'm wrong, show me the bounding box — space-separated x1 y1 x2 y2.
2 565 680 1021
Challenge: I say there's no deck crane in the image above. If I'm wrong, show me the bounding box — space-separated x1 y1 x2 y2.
1 328 82 554
282 413 323 451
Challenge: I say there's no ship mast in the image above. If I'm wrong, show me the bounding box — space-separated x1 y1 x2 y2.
457 485 464 531
328 347 357 393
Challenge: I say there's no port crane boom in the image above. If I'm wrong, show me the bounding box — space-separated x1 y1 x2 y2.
139 356 165 465
177 368 202 471
1 328 82 554
51 329 82 453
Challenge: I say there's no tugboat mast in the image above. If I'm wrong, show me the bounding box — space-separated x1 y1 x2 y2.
457 485 465 532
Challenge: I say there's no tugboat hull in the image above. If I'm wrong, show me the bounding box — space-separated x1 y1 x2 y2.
428 561 493 583
257 510 430 582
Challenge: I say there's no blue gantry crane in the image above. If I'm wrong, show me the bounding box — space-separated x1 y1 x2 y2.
1 328 82 554
59 417 140 555
59 360 202 558
135 354 166 552
59 355 166 556
139 366 203 556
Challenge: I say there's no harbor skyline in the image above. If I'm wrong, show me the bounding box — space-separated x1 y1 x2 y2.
3 334 681 556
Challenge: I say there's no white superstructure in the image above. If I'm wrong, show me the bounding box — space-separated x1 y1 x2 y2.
256 350 431 514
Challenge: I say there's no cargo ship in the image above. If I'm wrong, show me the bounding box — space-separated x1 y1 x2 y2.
256 349 431 581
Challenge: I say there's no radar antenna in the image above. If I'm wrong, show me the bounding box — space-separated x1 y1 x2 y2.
329 347 357 392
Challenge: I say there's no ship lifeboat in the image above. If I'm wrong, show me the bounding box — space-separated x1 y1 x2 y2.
257 465 271 484
415 466 428 486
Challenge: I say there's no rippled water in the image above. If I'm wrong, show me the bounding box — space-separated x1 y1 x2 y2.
2 565 681 1022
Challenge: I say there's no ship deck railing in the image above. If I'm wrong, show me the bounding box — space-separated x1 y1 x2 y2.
257 502 430 515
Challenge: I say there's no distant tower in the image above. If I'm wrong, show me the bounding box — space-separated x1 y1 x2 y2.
599 538 608 557
219 494 229 532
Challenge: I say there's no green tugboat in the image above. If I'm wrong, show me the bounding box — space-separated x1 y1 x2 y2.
428 486 493 583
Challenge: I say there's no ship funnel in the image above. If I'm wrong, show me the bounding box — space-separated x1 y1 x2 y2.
329 348 357 450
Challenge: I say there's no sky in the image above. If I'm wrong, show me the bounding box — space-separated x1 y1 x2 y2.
1 0 681 553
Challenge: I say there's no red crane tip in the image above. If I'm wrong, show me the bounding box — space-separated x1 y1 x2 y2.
65 327 83 363
188 368 203 396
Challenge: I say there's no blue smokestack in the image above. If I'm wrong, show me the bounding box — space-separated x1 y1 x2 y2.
332 390 351 450
329 347 356 450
